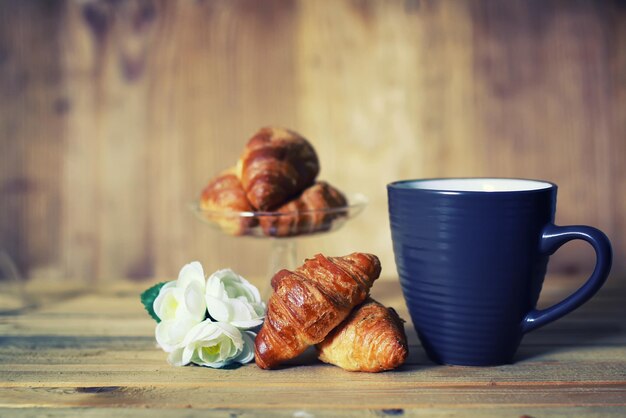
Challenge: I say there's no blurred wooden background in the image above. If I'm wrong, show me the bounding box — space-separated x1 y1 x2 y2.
0 0 624 286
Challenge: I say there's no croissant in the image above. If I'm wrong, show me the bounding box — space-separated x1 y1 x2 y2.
260 181 348 237
237 127 320 211
255 253 381 369
199 168 256 235
316 298 408 372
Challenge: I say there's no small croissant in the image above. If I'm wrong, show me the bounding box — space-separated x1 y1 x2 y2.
260 181 348 237
255 253 381 369
199 168 256 235
316 298 408 372
237 127 320 211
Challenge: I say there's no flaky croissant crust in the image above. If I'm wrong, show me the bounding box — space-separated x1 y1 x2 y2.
199 168 256 235
316 298 408 372
255 253 381 369
260 181 348 237
237 127 320 211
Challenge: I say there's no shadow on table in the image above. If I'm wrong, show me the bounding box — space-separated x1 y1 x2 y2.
513 281 626 363
372 276 626 365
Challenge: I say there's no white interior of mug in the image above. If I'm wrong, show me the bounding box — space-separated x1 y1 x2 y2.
403 178 553 192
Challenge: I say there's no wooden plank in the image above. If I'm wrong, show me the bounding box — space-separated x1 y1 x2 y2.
1 343 625 366
1 0 301 282
0 281 624 386
295 0 478 272
2 406 626 418
141 0 299 281
0 0 64 278
1 0 624 282
470 0 617 273
609 1 626 274
59 0 164 281
0 279 625 413
2 277 623 344
1 384 625 409
3 313 624 343
0 358 625 387
57 0 300 281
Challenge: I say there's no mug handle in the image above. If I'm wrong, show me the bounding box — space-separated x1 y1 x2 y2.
522 224 612 334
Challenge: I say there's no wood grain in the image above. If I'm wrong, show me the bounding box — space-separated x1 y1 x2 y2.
0 277 624 416
0 0 624 282
0 1 64 279
1 407 625 418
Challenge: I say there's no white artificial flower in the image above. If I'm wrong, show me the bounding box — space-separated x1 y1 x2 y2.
147 263 263 366
205 269 266 329
167 320 257 368
153 262 208 351
154 316 198 353
153 261 207 322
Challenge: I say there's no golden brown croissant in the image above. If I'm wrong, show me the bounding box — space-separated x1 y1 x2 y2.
316 298 408 372
255 253 381 369
237 127 320 211
259 181 348 237
199 168 256 235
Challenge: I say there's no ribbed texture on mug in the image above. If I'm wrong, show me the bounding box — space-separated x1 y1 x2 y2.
388 186 553 366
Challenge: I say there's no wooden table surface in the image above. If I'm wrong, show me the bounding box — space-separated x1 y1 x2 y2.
1 276 625 417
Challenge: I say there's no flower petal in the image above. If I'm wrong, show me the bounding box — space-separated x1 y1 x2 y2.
183 320 216 345
206 271 228 299
156 317 199 352
205 294 232 322
182 345 195 366
155 321 173 351
204 269 265 330
161 281 177 291
214 322 244 347
184 280 207 320
153 284 177 321
177 261 205 289
181 323 237 368
234 330 256 364
226 299 264 329
167 347 186 366
230 318 264 329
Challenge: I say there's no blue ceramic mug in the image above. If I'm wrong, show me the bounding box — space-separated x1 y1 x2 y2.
388 178 612 366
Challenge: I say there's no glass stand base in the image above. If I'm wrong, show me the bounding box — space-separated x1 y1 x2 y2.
263 239 298 300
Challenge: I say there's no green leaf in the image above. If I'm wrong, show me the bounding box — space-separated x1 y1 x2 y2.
140 282 168 323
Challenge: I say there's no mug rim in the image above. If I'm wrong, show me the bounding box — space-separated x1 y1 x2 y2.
387 177 557 194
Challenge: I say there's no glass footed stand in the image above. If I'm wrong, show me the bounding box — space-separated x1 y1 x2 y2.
190 193 368 299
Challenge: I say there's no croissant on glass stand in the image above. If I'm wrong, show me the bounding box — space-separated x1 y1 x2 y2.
254 253 381 369
316 298 408 372
200 168 256 236
237 127 320 211
260 181 348 237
